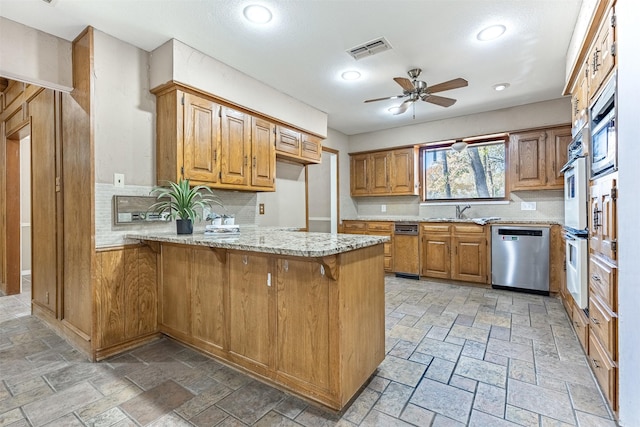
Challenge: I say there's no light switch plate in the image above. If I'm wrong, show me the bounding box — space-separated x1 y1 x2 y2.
381 204 387 213
521 201 537 211
114 173 125 188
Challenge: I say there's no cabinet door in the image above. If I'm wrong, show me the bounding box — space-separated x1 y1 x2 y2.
275 126 301 156
370 152 390 194
421 234 450 279
275 258 331 391
160 245 191 335
546 127 572 188
509 131 547 190
191 247 226 351
589 7 616 100
301 133 322 163
451 235 487 283
589 183 602 255
251 117 276 189
350 154 369 196
598 176 617 261
220 107 251 186
228 253 274 371
183 93 220 183
391 147 418 195
29 89 58 313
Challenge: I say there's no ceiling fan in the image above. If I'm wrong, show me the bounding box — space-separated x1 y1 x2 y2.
365 68 468 115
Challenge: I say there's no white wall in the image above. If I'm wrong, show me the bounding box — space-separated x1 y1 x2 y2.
93 30 156 186
150 39 328 138
615 0 640 424
0 17 72 91
348 98 571 153
256 161 306 228
322 128 358 221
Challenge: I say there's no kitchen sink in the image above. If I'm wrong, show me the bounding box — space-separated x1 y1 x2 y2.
421 217 501 225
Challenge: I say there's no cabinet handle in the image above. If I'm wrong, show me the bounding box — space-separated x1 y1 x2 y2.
592 358 600 369
592 48 601 72
591 317 600 325
244 155 248 166
591 274 601 282
593 206 602 230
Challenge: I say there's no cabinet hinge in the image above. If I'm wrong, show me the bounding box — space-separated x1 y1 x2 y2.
611 187 618 200
611 13 616 28
55 177 61 193
218 106 222 118
181 95 184 106
611 41 616 57
611 239 617 253
181 166 184 176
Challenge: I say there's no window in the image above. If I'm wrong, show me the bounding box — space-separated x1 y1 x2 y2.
422 137 507 201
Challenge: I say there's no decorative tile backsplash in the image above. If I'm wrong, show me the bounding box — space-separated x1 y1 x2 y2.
95 183 258 247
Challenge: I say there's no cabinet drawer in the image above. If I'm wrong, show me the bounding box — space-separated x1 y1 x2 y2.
343 221 366 233
420 223 450 234
571 304 589 353
589 255 617 309
589 295 617 359
453 224 484 234
367 222 393 232
588 332 617 409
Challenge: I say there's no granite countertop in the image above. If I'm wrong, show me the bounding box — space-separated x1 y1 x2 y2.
126 229 389 257
343 216 561 226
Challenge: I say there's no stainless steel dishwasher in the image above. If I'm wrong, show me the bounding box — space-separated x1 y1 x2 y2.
491 226 550 294
394 222 420 279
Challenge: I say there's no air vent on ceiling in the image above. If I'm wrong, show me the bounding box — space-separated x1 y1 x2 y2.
346 37 392 60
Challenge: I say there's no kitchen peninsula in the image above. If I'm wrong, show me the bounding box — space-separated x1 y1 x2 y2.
125 230 388 410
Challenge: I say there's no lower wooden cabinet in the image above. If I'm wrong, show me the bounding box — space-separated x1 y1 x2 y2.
589 332 617 410
420 223 489 284
95 245 158 355
342 221 393 272
572 304 590 353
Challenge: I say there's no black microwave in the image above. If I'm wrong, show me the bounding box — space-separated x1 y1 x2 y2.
590 73 617 179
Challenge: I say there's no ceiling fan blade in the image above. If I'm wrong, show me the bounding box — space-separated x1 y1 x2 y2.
393 99 413 115
393 77 415 92
364 95 402 103
427 78 468 94
423 94 457 107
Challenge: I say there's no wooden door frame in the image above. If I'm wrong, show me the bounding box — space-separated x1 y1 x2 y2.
305 146 339 233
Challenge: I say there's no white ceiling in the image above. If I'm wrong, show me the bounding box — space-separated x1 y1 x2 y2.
0 0 582 135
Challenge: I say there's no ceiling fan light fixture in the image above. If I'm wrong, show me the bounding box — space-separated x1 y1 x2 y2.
493 83 510 91
243 5 272 24
451 141 468 152
388 106 402 114
341 70 361 81
477 25 506 41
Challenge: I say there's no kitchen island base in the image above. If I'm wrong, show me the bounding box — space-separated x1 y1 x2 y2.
156 241 385 410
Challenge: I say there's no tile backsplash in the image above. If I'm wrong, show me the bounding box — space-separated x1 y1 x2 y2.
354 190 564 222
95 183 258 247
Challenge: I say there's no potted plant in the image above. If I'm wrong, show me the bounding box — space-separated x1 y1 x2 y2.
149 178 223 234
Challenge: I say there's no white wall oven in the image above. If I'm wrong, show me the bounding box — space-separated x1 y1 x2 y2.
590 72 617 178
566 233 588 309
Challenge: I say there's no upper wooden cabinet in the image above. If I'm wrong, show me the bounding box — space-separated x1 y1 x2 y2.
509 125 571 191
588 5 616 101
349 147 419 197
156 85 285 191
275 125 322 164
571 62 589 130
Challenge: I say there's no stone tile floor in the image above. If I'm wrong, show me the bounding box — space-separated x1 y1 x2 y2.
0 275 618 426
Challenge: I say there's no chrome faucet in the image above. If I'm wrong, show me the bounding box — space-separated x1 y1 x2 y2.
455 204 471 219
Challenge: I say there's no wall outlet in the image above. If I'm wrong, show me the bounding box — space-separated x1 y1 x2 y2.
521 201 537 211
381 204 387 213
259 203 265 215
114 173 125 188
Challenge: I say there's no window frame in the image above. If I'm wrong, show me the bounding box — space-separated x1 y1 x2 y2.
420 135 509 203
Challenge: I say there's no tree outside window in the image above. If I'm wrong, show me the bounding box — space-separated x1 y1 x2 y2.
423 138 506 201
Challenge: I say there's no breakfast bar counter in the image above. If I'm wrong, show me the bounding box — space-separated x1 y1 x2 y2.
126 230 387 410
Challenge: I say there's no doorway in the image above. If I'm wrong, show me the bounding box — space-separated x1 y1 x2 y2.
307 147 339 233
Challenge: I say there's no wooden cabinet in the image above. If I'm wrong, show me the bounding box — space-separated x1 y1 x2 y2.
588 5 616 101
342 221 393 272
95 245 158 355
228 252 274 373
155 86 276 191
420 223 488 284
349 147 419 196
159 244 227 357
275 125 322 164
571 62 590 130
509 126 571 191
587 172 618 410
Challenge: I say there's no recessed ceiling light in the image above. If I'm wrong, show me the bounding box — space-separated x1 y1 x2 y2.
493 83 510 91
477 25 506 41
243 5 272 24
341 70 361 81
